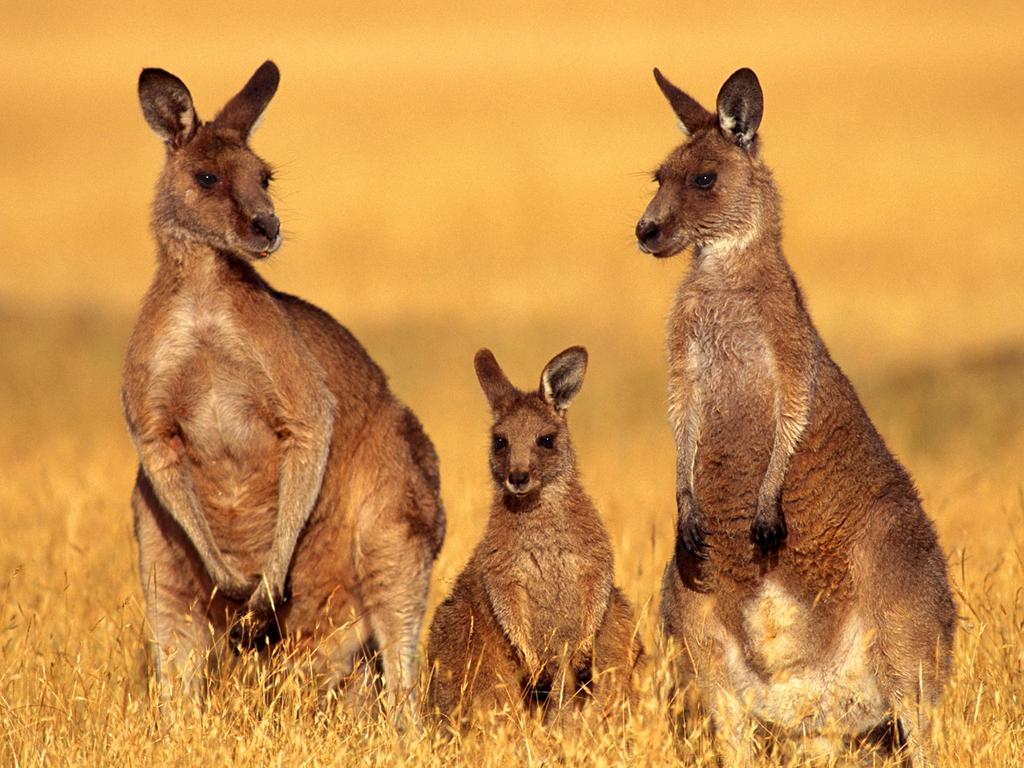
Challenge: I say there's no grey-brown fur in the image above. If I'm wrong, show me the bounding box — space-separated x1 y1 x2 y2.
124 61 444 708
637 67 954 765
426 347 643 728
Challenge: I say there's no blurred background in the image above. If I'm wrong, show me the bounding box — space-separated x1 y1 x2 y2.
0 3 1022 756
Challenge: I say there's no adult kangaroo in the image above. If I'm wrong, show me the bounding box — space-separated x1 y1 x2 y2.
637 67 954 765
124 61 444 709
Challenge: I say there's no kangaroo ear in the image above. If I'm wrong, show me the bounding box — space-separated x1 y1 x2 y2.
138 68 198 149
214 60 280 140
540 346 588 415
653 68 714 136
717 68 763 149
475 349 517 411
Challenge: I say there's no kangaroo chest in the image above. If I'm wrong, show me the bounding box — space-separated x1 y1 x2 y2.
673 295 777 477
482 534 612 667
680 297 776 415
149 293 281 522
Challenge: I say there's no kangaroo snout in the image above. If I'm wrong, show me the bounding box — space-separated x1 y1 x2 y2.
636 218 661 251
251 212 280 242
506 470 530 493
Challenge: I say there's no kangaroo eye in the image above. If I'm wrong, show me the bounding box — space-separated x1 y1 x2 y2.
261 172 273 190
195 172 218 189
492 435 508 451
537 434 556 449
693 172 717 190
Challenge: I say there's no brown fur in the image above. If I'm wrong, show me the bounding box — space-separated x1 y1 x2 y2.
638 68 955 765
426 348 643 729
124 61 444 707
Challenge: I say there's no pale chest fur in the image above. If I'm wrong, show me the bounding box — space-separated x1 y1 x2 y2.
480 520 613 670
142 289 282 526
667 285 777 440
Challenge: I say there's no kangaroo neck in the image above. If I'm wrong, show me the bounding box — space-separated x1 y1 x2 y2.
494 474 579 519
154 237 261 294
692 221 787 290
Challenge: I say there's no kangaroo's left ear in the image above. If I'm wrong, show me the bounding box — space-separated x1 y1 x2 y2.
540 346 588 415
214 60 280 140
717 68 763 150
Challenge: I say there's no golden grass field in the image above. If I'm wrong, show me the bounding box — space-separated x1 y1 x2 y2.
2 1 1023 764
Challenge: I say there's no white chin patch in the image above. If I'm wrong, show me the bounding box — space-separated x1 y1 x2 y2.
701 225 758 260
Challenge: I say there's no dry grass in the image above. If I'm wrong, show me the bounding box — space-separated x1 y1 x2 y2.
2 2 1023 765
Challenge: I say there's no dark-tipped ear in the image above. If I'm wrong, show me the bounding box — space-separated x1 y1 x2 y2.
213 60 280 140
653 68 714 136
138 68 198 149
716 68 763 149
540 346 588 415
475 349 517 411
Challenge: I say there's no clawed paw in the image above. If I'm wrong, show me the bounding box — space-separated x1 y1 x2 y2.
677 515 709 559
229 592 283 650
751 498 788 555
676 491 709 559
218 575 259 603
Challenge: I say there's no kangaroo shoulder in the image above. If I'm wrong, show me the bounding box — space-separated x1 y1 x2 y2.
273 290 388 395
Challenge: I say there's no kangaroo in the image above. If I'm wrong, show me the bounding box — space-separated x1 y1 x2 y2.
637 68 955 765
426 347 643 728
124 61 444 709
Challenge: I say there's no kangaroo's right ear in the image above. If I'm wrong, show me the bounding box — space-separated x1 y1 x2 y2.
138 68 198 149
214 60 280 140
540 346 588 415
475 349 517 411
653 68 714 136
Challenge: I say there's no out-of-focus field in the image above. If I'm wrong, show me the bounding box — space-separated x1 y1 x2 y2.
1 2 1023 765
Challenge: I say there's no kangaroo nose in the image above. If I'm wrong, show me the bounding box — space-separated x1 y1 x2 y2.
636 218 660 245
252 212 280 241
508 471 530 490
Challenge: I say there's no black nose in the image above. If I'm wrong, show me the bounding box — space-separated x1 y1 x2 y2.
252 212 280 241
508 471 530 489
636 219 660 245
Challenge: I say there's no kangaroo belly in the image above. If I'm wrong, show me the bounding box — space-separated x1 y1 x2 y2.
721 579 886 733
176 350 282 568
485 546 610 666
688 319 776 513
525 569 598 658
692 350 776 551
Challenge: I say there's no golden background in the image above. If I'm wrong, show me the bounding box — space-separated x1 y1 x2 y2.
1 1 1022 763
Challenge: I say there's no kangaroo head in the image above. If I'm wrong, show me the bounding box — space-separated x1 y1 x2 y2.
138 61 282 261
474 346 588 504
636 67 771 260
